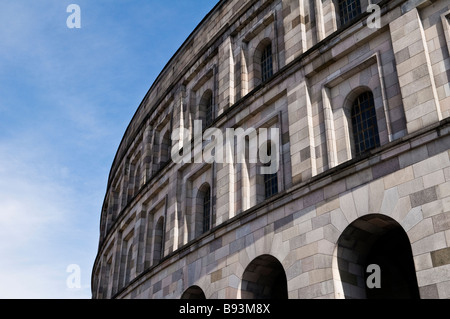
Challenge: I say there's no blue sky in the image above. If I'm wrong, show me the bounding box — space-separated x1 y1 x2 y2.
0 0 217 299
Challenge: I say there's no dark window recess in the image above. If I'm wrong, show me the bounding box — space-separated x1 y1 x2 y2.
202 187 211 233
338 0 361 25
261 44 273 82
351 91 380 157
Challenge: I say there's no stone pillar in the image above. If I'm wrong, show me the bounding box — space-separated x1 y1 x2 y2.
314 0 326 41
143 121 153 185
287 74 317 184
321 0 338 39
218 36 235 114
176 170 185 249
283 0 306 64
390 7 442 133
135 209 147 274
215 160 236 224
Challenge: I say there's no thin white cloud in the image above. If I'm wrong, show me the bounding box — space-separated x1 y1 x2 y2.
0 1 137 299
0 131 98 298
0 262 91 299
0 0 218 299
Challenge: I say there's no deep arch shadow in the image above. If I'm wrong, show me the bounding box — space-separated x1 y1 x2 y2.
241 254 288 299
181 285 206 299
335 214 420 299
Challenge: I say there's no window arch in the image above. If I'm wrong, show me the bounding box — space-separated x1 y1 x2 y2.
350 91 380 157
195 183 212 237
202 186 211 234
160 130 172 168
253 39 274 87
199 90 213 129
337 0 362 26
133 163 141 197
153 217 165 265
261 42 273 83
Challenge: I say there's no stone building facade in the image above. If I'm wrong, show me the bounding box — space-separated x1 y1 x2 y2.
92 0 450 299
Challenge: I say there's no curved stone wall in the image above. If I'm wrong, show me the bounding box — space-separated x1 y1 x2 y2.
92 0 450 299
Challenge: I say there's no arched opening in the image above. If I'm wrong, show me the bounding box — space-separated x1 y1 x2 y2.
335 214 420 299
111 185 120 222
260 42 273 83
195 183 212 237
253 39 274 87
181 285 206 299
241 255 288 299
350 90 380 157
153 217 165 265
202 186 211 233
160 130 172 168
133 163 141 196
199 90 214 130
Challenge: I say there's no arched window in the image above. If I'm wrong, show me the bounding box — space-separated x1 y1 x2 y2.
351 91 380 157
199 90 213 129
133 164 141 196
195 183 212 237
160 131 171 168
337 0 361 26
202 186 211 234
253 39 274 88
205 94 213 128
153 217 164 265
261 43 273 83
